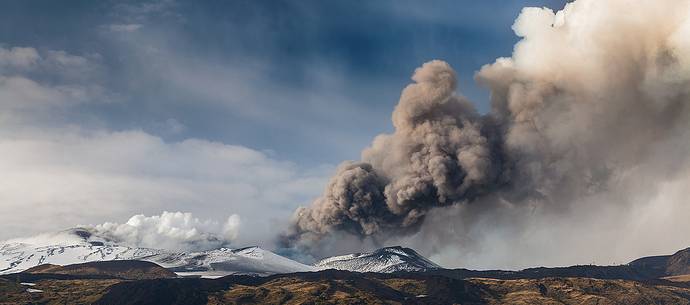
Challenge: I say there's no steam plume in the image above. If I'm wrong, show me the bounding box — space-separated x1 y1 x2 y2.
90 211 241 252
283 0 690 261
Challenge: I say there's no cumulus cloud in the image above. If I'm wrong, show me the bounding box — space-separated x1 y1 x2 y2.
89 211 240 251
283 0 690 268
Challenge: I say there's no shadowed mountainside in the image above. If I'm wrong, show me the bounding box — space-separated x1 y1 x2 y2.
629 248 690 278
23 260 177 280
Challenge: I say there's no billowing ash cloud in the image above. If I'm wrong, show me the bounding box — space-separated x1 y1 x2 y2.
283 0 690 261
88 211 241 251
285 60 498 245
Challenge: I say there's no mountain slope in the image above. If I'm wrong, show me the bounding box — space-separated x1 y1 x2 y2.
315 246 441 273
628 247 690 278
667 248 690 276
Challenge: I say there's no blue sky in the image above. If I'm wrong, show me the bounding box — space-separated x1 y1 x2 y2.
0 0 568 246
1 0 567 164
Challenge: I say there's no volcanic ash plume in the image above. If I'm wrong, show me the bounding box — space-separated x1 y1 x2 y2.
284 60 501 246
283 0 690 258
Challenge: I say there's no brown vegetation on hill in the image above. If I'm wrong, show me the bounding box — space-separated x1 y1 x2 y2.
3 268 690 305
0 278 119 305
23 260 177 280
474 277 690 305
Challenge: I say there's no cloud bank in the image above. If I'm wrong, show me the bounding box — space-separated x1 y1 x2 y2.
283 0 690 268
0 128 328 247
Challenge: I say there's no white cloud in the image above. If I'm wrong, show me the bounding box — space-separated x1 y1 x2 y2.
0 76 90 109
90 211 241 251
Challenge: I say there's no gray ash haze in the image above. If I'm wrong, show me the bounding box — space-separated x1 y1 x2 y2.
282 0 690 269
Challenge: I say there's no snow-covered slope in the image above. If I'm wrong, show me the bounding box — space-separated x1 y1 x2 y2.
159 246 317 276
315 246 441 273
0 228 315 276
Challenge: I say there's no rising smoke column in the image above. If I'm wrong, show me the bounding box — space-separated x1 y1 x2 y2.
284 60 503 247
284 0 690 257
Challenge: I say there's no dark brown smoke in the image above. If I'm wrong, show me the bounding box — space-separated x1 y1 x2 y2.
281 60 506 247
